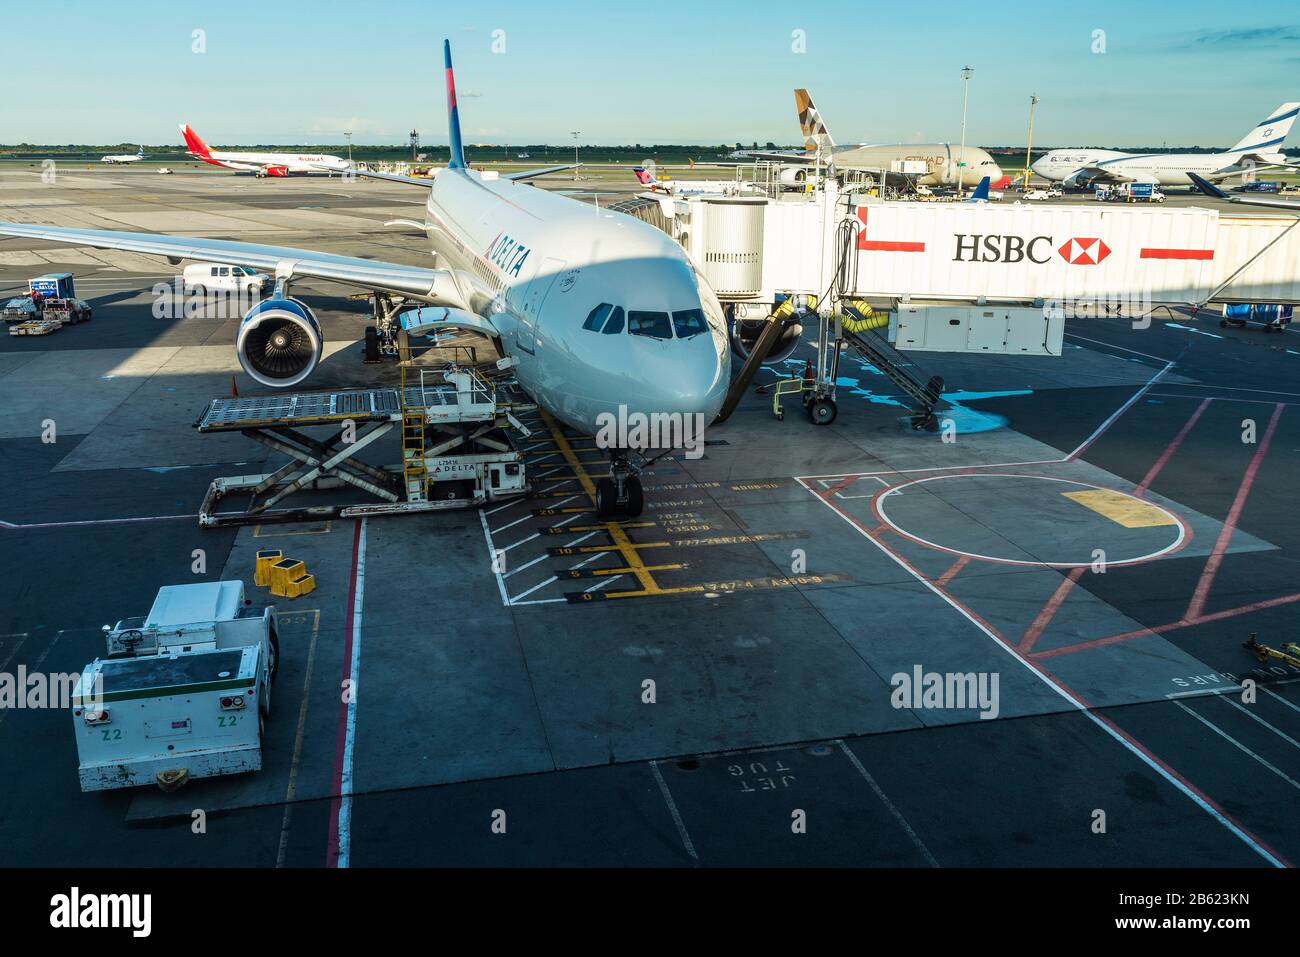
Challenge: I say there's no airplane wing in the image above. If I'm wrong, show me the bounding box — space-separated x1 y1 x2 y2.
738 150 813 164
1069 165 1155 185
0 221 466 304
504 164 577 181
1188 171 1300 211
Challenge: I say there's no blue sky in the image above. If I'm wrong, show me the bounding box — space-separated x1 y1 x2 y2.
5 0 1299 147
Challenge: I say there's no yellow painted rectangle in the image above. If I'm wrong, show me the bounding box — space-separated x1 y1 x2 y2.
1062 489 1174 528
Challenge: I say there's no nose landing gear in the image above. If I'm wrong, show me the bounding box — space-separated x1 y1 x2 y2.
595 451 645 519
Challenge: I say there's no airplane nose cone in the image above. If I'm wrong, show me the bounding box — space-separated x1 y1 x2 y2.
658 336 729 423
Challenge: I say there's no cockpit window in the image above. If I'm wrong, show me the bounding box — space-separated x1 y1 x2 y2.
601 306 625 335
628 310 672 339
672 308 706 338
583 303 612 331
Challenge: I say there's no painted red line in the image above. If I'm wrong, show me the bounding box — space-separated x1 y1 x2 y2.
823 476 859 499
1186 404 1284 621
1039 663 1292 869
803 476 1293 866
859 240 926 252
855 207 925 252
1033 591 1300 660
1134 398 1212 496
1140 248 1215 260
935 555 969 588
1019 567 1086 654
326 518 364 868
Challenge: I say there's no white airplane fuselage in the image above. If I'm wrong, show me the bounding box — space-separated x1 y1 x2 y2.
101 155 143 164
421 168 730 438
202 150 351 174
1031 148 1280 187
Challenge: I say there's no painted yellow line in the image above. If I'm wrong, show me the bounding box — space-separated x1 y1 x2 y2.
542 410 661 593
564 563 685 578
1062 489 1176 528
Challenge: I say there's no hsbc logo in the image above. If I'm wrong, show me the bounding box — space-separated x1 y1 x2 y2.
1057 237 1111 265
953 233 1112 266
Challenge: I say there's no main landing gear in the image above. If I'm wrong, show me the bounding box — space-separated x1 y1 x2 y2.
595 451 645 519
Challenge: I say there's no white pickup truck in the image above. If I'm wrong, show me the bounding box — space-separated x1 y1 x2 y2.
73 581 279 792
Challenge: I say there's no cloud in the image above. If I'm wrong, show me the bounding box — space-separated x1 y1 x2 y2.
1176 25 1300 50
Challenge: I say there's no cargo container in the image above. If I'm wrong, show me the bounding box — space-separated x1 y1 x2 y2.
28 272 75 301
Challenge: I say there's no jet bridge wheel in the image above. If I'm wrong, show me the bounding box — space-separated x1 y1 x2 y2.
808 397 838 426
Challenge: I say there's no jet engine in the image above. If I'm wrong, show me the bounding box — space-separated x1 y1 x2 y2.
778 167 808 187
236 297 323 388
727 301 804 365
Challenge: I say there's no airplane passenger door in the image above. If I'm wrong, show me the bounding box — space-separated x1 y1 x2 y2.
517 257 566 354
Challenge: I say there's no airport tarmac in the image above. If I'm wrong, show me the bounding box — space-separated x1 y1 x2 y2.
1 165 1298 867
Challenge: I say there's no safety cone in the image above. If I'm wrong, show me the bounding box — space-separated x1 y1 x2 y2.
230 375 238 398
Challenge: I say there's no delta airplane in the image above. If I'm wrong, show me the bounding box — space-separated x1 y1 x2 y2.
101 146 144 164
633 165 762 196
1031 102 1300 188
741 89 1008 189
179 124 352 177
0 43 728 518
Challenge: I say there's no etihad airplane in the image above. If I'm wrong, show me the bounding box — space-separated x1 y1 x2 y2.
1032 102 1300 188
179 124 352 177
633 165 762 197
0 43 728 518
741 89 1008 189
101 147 144 164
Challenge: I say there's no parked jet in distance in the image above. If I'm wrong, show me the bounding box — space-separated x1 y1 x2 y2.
101 147 144 164
0 43 728 518
1032 102 1300 187
179 124 352 177
633 164 762 197
740 89 1008 189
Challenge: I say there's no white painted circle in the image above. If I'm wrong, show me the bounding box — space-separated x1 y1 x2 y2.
873 472 1189 568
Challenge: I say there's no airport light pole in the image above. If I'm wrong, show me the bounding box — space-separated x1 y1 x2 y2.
571 130 581 180
958 66 973 194
345 131 353 168
1022 96 1038 189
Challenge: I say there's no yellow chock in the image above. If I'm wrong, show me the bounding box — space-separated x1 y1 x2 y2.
269 559 306 597
255 549 283 587
285 573 316 598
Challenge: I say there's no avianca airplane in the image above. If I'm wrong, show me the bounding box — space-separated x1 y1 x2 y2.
101 146 144 164
0 42 729 517
633 165 762 196
1032 102 1300 187
180 124 352 177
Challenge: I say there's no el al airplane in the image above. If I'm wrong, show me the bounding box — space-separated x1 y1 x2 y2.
0 42 730 517
180 124 352 177
1031 102 1300 188
101 146 144 164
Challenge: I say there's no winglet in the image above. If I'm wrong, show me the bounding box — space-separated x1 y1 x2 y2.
968 175 991 202
445 40 467 169
1188 172 1229 199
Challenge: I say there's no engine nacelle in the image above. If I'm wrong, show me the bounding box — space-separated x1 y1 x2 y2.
778 167 808 187
237 297 323 388
727 303 803 365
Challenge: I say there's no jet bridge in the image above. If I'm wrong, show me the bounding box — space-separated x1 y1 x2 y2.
194 366 534 527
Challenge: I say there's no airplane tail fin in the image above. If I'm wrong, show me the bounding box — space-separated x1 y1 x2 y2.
794 89 835 153
444 39 467 169
967 175 991 202
179 124 212 157
1231 102 1300 153
633 166 657 186
136 146 144 158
